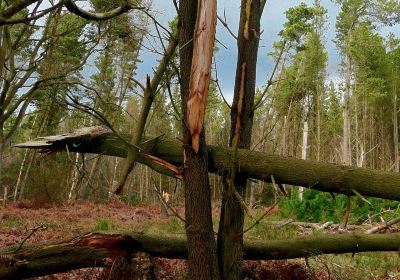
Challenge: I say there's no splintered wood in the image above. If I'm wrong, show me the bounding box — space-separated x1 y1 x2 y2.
14 126 111 149
186 0 217 153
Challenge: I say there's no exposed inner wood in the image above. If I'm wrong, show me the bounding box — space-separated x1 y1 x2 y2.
186 0 217 153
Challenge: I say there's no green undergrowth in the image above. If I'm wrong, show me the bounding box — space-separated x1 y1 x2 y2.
279 189 400 224
308 252 400 280
0 216 25 229
139 216 186 238
135 207 400 279
243 212 298 240
2 200 398 279
91 218 117 232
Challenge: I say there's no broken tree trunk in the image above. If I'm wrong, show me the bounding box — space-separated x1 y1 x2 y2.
218 0 264 278
179 0 220 278
15 126 400 201
1 232 400 279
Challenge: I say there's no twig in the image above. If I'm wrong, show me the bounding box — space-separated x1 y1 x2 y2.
165 71 182 121
271 174 286 196
14 224 47 253
217 12 238 40
151 178 187 225
318 221 333 230
365 215 400 234
276 218 294 229
351 189 372 205
344 196 351 228
243 202 278 234
213 57 231 109
269 220 367 230
253 40 287 110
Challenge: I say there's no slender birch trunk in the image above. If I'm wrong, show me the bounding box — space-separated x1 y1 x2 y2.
13 150 29 201
68 153 81 201
299 121 308 200
343 55 352 166
394 90 399 172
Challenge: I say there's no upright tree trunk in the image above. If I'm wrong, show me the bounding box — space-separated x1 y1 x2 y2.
13 149 28 201
179 1 219 279
299 121 308 200
81 157 102 199
18 150 35 200
218 1 263 279
394 88 399 172
343 55 352 166
316 85 321 161
68 153 81 201
110 158 119 198
342 51 353 226
0 126 4 196
13 113 39 201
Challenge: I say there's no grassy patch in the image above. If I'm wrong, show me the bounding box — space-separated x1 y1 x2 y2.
91 218 117 231
1 216 24 229
307 252 400 279
140 216 186 237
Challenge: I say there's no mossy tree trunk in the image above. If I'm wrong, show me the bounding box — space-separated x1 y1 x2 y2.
2 232 400 279
16 128 400 201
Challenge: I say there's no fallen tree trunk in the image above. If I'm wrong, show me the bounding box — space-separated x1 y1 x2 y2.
15 126 400 201
1 231 400 279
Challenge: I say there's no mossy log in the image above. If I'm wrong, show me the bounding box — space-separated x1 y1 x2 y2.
1 232 400 279
15 126 400 201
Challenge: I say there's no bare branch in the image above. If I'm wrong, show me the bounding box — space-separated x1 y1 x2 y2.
65 0 145 21
217 14 237 40
0 1 67 26
213 57 232 109
253 40 286 110
0 0 40 19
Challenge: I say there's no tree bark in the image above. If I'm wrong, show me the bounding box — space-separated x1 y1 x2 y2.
1 232 400 279
0 126 3 197
15 127 400 201
343 54 352 166
115 29 178 195
218 1 263 278
394 91 399 172
13 149 28 201
299 121 308 200
179 0 220 279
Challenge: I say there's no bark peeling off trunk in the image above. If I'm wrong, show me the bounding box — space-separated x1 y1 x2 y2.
243 0 253 40
15 127 400 201
179 0 220 278
187 0 217 153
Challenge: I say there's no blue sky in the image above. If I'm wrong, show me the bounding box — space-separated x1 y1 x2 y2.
137 0 400 101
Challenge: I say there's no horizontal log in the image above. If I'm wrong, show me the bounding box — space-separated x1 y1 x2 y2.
15 126 400 200
1 231 400 279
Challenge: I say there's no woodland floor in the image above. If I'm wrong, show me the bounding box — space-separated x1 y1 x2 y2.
0 200 399 280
